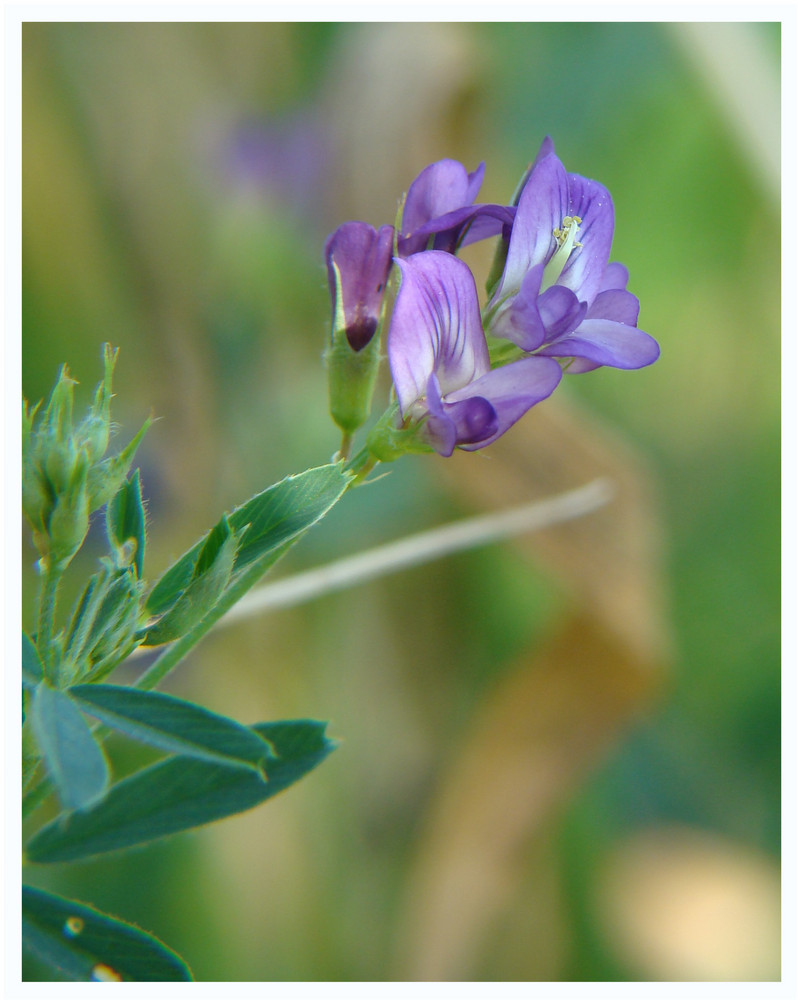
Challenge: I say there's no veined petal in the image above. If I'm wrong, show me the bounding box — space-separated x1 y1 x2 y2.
496 153 569 301
536 318 660 370
558 173 614 305
448 356 563 451
388 252 489 414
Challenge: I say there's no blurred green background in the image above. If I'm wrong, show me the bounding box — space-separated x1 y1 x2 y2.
21 22 780 982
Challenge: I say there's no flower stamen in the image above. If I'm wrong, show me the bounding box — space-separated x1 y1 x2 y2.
542 215 583 290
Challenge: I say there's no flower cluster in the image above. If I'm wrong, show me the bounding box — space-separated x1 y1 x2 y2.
324 138 659 461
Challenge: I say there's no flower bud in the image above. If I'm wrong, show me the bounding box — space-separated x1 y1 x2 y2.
78 344 118 463
324 222 393 434
40 367 79 496
46 451 90 569
22 400 49 544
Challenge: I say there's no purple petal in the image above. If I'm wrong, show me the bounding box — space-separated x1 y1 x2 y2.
536 318 660 370
424 373 497 456
491 264 546 351
387 251 489 414
506 138 558 211
325 222 394 350
496 153 569 300
465 162 486 203
558 174 614 305
586 289 640 326
453 206 516 249
534 135 556 167
399 203 515 257
448 356 563 451
538 284 588 342
565 358 601 373
492 268 587 351
598 262 629 292
400 159 485 255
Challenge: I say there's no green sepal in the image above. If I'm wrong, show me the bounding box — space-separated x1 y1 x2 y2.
40 366 77 496
22 885 192 982
106 469 146 577
29 684 110 813
143 515 238 645
22 398 49 542
365 404 434 463
46 451 90 569
325 328 382 435
87 414 152 514
69 684 276 775
25 720 336 863
324 257 383 434
77 342 117 464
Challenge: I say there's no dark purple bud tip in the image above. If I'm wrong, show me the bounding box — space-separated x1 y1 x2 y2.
346 315 379 352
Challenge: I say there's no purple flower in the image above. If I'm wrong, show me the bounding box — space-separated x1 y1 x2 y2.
388 252 562 456
325 222 395 351
487 139 659 371
398 159 515 257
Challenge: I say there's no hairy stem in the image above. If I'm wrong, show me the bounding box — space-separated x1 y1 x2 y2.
36 562 63 685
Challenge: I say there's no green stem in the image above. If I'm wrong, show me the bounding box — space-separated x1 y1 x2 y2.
336 430 354 462
36 561 63 685
349 455 379 487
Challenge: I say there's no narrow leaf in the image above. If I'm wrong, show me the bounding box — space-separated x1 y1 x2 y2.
106 470 146 577
29 684 109 813
22 631 44 688
26 720 335 862
69 684 275 774
62 574 101 668
22 885 192 982
143 517 237 645
80 568 140 659
145 463 351 617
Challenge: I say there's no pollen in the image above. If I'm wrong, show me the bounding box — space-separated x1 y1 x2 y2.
553 215 583 248
542 215 583 291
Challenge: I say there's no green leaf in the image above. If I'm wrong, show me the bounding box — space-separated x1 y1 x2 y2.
25 720 336 863
22 631 44 689
69 684 275 775
29 684 109 813
62 566 144 684
145 463 351 618
106 469 146 577
78 567 140 659
62 574 101 667
143 516 238 645
22 885 192 981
